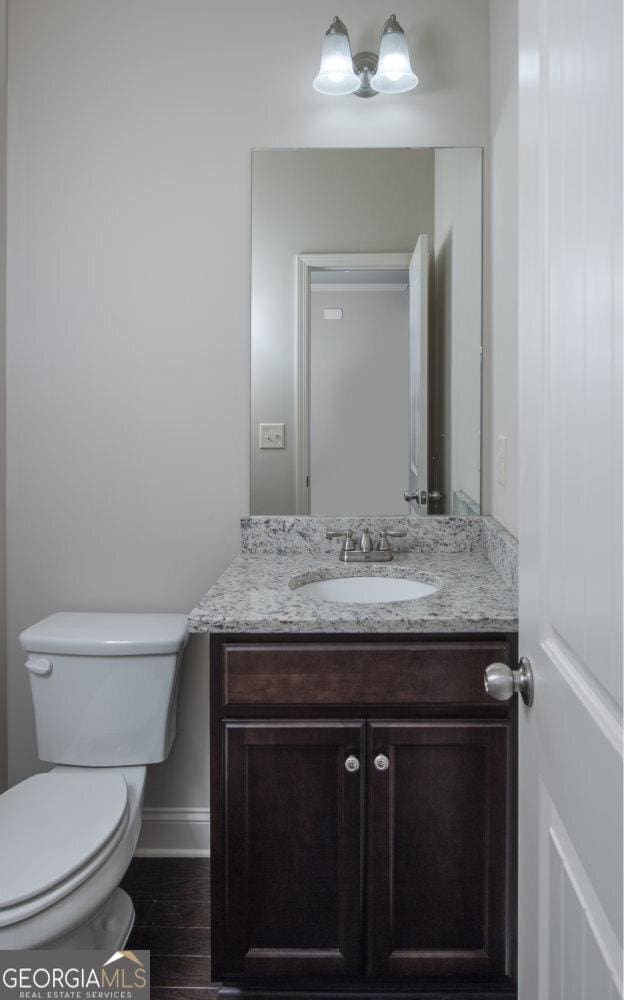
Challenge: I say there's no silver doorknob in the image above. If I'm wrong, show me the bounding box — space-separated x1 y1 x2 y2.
404 489 443 505
484 657 534 707
344 755 360 773
373 753 390 772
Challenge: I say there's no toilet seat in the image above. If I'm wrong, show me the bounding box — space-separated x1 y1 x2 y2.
0 771 129 925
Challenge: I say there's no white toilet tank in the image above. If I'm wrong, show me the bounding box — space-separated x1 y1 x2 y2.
19 612 189 766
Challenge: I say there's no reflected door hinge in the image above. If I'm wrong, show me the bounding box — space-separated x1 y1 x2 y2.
306 475 310 488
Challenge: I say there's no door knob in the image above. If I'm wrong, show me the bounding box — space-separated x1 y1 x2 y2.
344 755 360 773
484 657 534 707
404 489 443 505
373 753 390 772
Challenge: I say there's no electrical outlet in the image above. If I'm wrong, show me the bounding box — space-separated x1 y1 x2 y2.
496 435 507 487
259 423 285 449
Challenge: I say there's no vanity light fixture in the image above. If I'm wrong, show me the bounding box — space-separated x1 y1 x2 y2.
313 14 418 98
312 16 360 96
371 15 419 93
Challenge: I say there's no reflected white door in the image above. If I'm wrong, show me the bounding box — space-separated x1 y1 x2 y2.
518 0 622 997
408 236 429 514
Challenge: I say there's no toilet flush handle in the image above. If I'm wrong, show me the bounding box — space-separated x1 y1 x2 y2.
25 656 53 676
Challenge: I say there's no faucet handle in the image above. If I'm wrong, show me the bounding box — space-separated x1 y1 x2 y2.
378 529 408 551
326 529 356 552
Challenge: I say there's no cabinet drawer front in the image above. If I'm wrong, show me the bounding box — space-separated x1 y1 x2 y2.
222 641 509 708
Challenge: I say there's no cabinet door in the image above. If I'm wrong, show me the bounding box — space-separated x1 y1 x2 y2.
367 721 510 979
223 721 365 978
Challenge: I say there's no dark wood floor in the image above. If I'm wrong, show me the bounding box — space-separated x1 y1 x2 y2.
122 857 216 999
121 858 515 1000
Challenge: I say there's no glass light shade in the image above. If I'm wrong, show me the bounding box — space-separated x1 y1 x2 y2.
313 19 360 96
371 18 418 94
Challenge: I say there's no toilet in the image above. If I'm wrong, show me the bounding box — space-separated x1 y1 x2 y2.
0 611 188 950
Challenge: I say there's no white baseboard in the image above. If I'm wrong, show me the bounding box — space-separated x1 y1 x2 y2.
134 807 210 858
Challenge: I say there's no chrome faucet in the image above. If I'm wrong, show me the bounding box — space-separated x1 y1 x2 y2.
326 527 407 562
359 529 374 553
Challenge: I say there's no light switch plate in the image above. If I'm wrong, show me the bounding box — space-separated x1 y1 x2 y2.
496 435 507 487
259 423 285 449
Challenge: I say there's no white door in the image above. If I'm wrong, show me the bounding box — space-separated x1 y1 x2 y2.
518 0 622 996
408 236 429 514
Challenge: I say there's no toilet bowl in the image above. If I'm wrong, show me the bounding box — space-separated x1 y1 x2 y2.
0 612 188 950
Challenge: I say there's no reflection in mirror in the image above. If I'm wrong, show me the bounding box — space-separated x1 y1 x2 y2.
251 148 482 517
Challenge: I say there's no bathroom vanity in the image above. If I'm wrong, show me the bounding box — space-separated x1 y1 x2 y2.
196 144 522 999
191 516 519 999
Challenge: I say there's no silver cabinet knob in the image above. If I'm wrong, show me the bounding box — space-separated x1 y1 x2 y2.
484 657 534 707
373 753 390 772
403 490 419 504
344 755 360 773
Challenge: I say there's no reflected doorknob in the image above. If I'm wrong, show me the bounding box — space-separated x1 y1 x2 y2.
484 657 534 707
404 489 443 506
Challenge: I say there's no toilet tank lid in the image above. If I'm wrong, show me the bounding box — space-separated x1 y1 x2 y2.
19 612 189 656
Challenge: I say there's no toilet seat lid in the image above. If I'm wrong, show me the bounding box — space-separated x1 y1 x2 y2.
0 771 128 908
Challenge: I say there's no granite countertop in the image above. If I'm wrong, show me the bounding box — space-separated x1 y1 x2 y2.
188 549 518 635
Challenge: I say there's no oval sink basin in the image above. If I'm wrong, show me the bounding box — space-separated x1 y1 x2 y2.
293 576 438 605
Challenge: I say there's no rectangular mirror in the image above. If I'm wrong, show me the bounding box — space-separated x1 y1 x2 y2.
250 148 482 517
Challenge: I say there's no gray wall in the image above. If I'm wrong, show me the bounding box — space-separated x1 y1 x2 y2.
310 287 409 515
433 147 482 511
6 0 491 848
251 148 434 514
487 0 518 536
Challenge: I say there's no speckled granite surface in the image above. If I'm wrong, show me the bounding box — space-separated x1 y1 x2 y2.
188 548 518 635
482 516 519 594
240 515 482 555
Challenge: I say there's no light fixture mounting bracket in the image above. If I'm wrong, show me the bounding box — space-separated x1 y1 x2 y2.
352 51 379 98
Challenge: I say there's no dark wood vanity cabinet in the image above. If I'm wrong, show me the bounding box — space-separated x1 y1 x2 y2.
210 634 517 998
